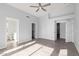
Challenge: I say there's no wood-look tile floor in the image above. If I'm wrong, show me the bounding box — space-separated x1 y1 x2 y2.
0 39 79 56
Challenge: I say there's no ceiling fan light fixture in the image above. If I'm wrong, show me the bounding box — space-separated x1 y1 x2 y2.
30 3 51 12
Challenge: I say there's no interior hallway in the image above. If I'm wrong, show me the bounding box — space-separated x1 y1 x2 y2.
0 38 78 56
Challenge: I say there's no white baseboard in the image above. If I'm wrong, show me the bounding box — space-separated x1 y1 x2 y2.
18 39 32 45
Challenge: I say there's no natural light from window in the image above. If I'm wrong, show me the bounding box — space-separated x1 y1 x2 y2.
58 49 67 56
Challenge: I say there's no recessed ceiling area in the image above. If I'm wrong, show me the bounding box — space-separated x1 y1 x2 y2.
8 3 75 17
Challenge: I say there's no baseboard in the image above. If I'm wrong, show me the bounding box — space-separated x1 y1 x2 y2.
18 39 32 46
37 38 56 42
0 47 6 50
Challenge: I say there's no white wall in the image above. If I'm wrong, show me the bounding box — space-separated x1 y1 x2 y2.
38 15 52 40
0 4 38 49
66 19 74 42
7 19 17 35
73 4 79 52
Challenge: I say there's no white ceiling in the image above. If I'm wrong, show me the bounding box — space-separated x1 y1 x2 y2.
8 3 75 17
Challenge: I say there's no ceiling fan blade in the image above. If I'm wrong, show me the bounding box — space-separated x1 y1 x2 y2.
39 3 42 7
36 8 39 12
42 3 51 7
41 7 46 11
30 6 39 8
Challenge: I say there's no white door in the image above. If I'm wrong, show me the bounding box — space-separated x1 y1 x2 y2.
66 21 73 42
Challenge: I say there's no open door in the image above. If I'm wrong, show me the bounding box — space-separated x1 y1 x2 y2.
66 21 73 42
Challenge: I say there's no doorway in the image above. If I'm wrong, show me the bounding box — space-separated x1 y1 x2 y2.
56 22 66 41
32 23 35 40
6 17 19 49
57 23 60 40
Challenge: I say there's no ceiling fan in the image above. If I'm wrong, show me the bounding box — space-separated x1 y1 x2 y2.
30 3 51 12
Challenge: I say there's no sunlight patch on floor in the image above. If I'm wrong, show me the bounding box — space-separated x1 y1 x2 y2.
1 43 54 56
59 49 67 56
10 44 42 56
7 40 17 49
31 45 54 56
0 41 36 56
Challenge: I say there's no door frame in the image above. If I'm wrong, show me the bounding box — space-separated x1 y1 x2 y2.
54 19 67 42
6 17 19 47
